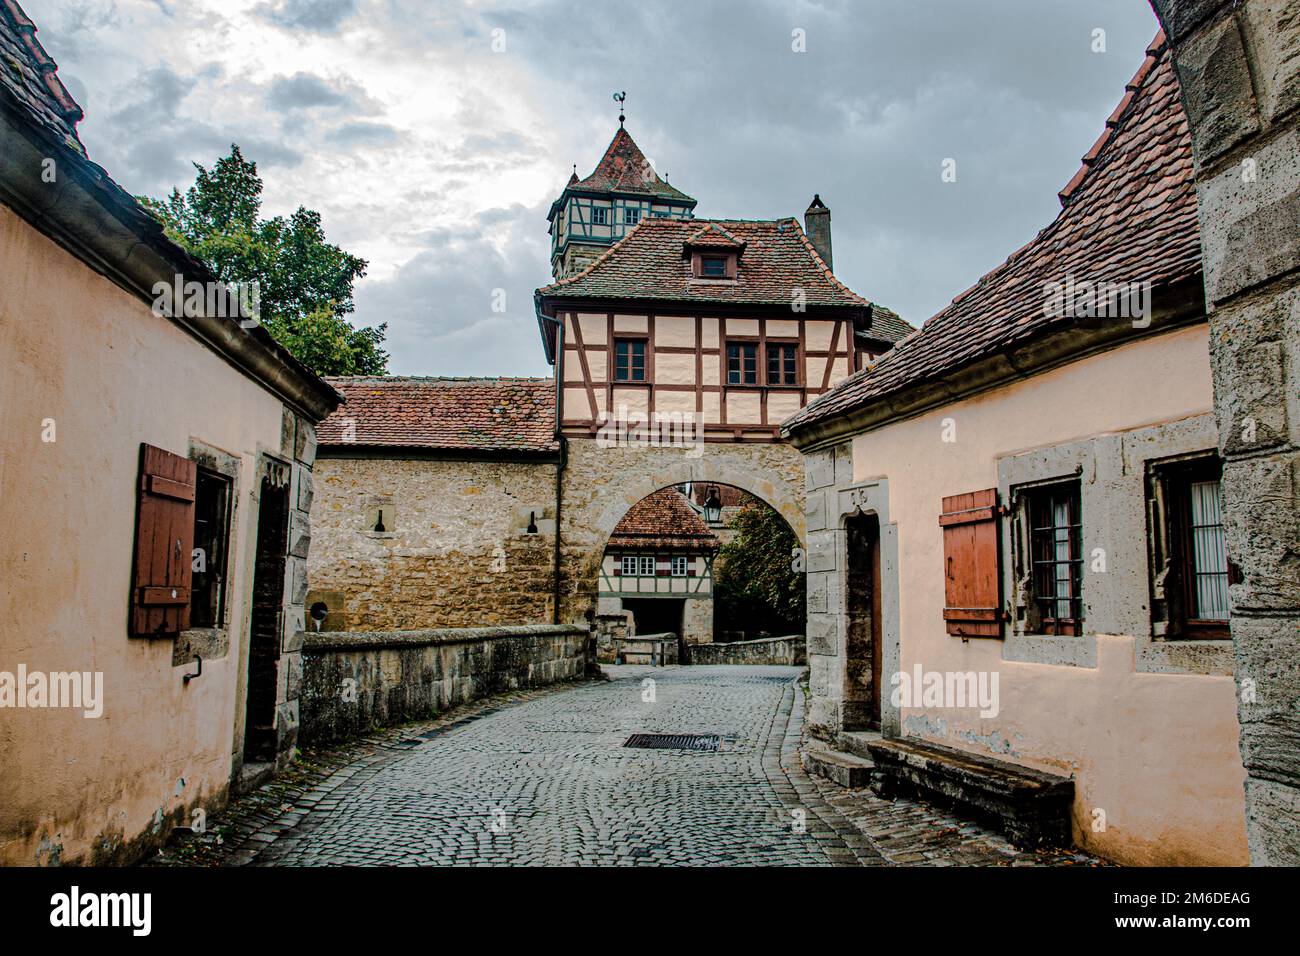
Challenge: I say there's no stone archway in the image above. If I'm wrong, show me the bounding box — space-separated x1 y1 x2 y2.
590 458 805 546
1151 0 1300 864
556 438 806 627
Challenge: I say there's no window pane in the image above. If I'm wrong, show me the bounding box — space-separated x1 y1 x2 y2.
1029 483 1082 633
191 469 231 629
702 257 726 277
1190 478 1229 618
621 556 636 576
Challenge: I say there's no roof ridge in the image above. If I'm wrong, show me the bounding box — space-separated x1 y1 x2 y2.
1058 29 1168 207
786 215 871 307
537 216 652 293
326 375 554 384
1 0 85 138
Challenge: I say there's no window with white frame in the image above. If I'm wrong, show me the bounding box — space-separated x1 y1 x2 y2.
671 556 688 577
621 555 637 577
638 555 656 576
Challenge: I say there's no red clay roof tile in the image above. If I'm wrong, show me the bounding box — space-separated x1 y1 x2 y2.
607 488 720 552
537 216 912 342
317 377 558 454
568 127 695 203
0 0 84 154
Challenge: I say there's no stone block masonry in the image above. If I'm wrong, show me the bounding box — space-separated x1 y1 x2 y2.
1155 0 1300 865
308 456 559 630
299 624 589 745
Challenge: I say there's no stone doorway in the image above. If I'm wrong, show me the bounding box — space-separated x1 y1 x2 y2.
244 472 289 763
844 511 883 730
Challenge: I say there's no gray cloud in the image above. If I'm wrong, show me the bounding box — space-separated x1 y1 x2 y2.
40 0 1162 377
252 0 357 34
326 120 402 146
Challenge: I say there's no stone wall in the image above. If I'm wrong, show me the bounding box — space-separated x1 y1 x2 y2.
307 455 559 630
1153 0 1300 865
299 624 589 744
687 636 807 666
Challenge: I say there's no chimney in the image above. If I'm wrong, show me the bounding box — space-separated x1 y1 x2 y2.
805 194 833 271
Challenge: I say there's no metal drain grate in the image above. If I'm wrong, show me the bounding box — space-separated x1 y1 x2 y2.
624 733 720 752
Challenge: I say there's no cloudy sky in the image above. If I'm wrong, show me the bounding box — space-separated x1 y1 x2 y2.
33 0 1160 376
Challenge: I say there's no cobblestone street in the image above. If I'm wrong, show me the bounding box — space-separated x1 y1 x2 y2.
164 666 1099 867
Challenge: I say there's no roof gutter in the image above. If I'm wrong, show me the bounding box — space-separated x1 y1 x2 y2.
783 276 1206 453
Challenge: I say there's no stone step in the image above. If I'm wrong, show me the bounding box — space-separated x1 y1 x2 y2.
837 730 883 761
801 743 874 789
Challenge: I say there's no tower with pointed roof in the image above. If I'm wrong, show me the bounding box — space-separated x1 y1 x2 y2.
548 124 696 279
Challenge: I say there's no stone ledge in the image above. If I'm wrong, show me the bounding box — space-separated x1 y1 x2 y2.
303 624 587 652
686 635 807 665
866 737 1075 850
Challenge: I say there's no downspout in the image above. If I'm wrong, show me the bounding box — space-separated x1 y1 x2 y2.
553 431 567 625
538 294 567 625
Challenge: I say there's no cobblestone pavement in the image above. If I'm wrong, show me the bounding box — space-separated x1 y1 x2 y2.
156 666 1101 867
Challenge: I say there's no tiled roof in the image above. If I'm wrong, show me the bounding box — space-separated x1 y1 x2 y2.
0 0 84 154
317 377 559 454
607 488 720 552
538 216 907 339
685 222 744 249
784 31 1199 435
569 127 695 203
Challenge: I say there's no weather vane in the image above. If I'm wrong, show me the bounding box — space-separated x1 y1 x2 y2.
613 91 626 128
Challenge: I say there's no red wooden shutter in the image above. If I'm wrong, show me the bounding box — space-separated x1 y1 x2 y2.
940 488 1003 638
130 443 196 637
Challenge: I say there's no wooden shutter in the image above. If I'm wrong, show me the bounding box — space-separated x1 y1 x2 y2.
130 443 196 637
940 488 1003 638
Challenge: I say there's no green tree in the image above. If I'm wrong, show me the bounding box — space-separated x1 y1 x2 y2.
713 503 806 638
140 145 388 376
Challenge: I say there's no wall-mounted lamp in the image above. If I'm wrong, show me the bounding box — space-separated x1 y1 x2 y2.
309 601 329 632
526 511 539 535
703 487 723 525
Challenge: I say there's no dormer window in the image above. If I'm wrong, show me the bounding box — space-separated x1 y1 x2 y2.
701 256 728 278
692 251 736 279
683 224 744 281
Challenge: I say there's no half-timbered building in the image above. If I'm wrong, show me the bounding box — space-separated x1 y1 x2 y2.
598 487 719 653
536 209 910 444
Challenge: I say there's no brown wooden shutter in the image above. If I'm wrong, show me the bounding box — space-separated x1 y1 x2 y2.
940 488 1003 638
130 443 196 637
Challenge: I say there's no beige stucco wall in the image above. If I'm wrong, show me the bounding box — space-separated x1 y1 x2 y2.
0 202 295 864
307 456 559 630
840 324 1248 865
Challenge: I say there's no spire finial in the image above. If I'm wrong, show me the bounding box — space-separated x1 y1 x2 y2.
613 90 626 128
